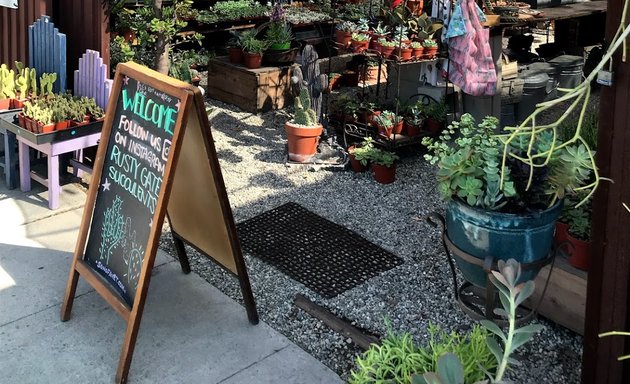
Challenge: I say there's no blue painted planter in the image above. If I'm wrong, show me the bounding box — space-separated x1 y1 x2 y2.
445 199 562 288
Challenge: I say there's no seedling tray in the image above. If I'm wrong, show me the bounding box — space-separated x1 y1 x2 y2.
0 111 103 145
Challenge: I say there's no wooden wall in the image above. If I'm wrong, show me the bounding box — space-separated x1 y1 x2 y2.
0 0 109 89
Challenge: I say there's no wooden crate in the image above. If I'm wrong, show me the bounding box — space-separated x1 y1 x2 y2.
525 257 587 335
207 57 296 113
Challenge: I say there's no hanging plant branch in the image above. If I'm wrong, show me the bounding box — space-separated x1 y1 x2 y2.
499 1 630 207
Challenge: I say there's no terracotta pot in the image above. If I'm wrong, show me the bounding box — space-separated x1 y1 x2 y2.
370 34 386 50
395 47 413 61
554 221 569 245
392 120 403 134
423 46 438 59
335 30 353 49
41 122 55 133
425 118 443 134
380 45 395 59
56 120 71 130
228 47 244 64
405 121 422 137
25 117 35 132
284 121 323 163
0 98 11 110
360 66 379 82
566 233 591 271
357 108 374 124
377 125 393 138
17 113 25 128
412 47 424 58
348 146 368 172
373 163 396 184
11 98 26 109
243 52 263 69
328 75 342 91
351 39 369 53
407 0 424 15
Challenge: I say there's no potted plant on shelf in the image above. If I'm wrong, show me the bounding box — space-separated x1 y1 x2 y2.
380 110 403 134
422 39 438 58
395 43 413 61
284 88 323 163
379 40 396 59
335 21 357 49
360 60 380 82
410 41 424 58
403 102 425 137
391 25 411 45
369 147 399 184
241 31 268 69
561 197 592 271
422 113 596 287
356 18 370 34
370 22 389 50
351 33 370 53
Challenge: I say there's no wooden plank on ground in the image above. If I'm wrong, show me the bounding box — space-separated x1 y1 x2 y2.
294 294 379 350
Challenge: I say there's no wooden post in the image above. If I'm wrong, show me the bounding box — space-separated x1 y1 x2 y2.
582 0 630 382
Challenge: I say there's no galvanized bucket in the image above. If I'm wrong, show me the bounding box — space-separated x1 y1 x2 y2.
445 199 562 288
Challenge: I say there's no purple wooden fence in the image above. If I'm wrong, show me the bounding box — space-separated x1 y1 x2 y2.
73 50 112 110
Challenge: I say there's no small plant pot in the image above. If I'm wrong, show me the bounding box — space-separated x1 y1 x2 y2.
11 98 26 109
41 122 55 133
17 113 25 128
348 146 367 173
395 47 413 61
0 99 11 110
328 74 342 91
285 121 323 163
412 47 424 58
26 117 36 132
55 120 71 130
376 125 393 138
424 118 443 134
351 39 369 53
360 65 380 82
423 46 438 59
372 163 396 184
357 108 375 124
335 30 353 49
405 121 422 137
228 47 244 64
566 233 591 271
392 120 404 135
554 221 569 246
380 46 395 59
370 34 386 50
243 52 263 69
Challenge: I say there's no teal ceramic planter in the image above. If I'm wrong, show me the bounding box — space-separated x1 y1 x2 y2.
445 199 562 288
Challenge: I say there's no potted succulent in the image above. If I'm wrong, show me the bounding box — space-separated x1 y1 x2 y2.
13 62 37 108
373 111 397 137
241 32 268 69
227 30 245 64
392 25 411 45
356 101 378 124
422 39 438 58
403 102 425 137
0 64 16 110
284 88 323 163
370 22 389 50
360 60 380 82
379 40 396 59
410 41 424 58
347 137 374 173
370 147 399 184
561 197 592 271
395 43 413 61
351 33 370 53
335 21 357 49
356 18 370 34
424 98 448 134
379 110 403 134
422 113 596 287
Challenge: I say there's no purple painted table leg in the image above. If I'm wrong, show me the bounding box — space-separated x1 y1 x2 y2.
47 154 60 210
18 141 31 192
73 149 83 178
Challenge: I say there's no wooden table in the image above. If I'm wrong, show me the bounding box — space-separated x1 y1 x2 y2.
0 111 102 209
532 1 607 22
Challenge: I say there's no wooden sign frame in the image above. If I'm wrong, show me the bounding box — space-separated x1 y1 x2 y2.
61 62 258 384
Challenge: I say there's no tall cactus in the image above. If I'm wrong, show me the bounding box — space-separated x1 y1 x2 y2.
293 44 326 124
29 68 38 98
294 88 317 126
0 64 16 99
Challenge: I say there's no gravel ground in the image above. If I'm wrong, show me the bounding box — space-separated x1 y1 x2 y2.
157 95 584 383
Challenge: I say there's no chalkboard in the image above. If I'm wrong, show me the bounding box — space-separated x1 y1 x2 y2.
83 75 179 305
61 62 258 384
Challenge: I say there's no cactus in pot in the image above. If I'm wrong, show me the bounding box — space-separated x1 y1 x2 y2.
284 87 323 163
40 73 57 97
0 64 16 108
293 88 317 126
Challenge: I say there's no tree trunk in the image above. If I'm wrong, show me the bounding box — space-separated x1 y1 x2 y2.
152 0 170 74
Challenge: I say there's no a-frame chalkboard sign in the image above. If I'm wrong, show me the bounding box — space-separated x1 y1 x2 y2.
61 62 258 384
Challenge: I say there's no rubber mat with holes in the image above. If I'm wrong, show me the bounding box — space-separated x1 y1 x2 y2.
236 202 403 298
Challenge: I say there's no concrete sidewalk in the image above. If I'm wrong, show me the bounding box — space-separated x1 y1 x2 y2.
0 183 343 383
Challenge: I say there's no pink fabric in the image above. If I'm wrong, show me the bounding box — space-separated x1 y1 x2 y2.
448 0 497 96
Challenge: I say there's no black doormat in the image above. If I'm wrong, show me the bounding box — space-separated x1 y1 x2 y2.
236 202 403 298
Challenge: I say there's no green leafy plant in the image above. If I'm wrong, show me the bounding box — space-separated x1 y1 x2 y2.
356 18 370 32
425 98 448 124
241 33 268 54
380 40 397 48
372 21 389 36
412 259 544 384
351 33 370 42
410 41 423 49
422 39 438 48
350 323 496 384
265 21 293 47
350 137 375 166
336 20 357 33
